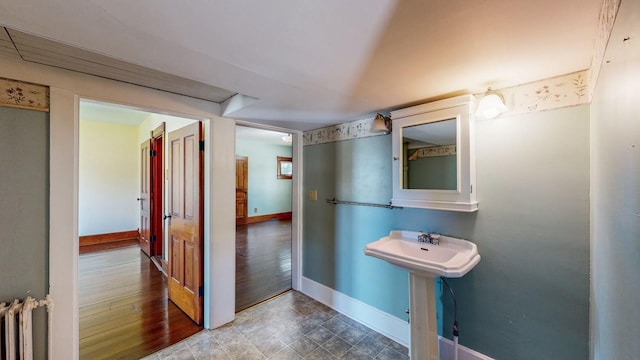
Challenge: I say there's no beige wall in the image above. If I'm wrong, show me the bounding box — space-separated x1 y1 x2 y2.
79 120 139 236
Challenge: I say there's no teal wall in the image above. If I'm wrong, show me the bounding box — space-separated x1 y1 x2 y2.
408 154 457 190
236 139 292 216
304 136 409 319
303 105 590 359
0 106 49 360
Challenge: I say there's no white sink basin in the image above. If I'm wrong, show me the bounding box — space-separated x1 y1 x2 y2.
365 231 481 359
364 230 480 278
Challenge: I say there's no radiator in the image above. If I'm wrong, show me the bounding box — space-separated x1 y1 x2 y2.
0 295 53 360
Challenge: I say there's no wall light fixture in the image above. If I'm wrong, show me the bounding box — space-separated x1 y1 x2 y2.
281 134 292 144
476 88 507 119
370 113 392 134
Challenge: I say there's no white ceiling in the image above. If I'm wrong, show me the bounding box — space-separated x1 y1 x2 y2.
236 126 292 147
0 1 603 130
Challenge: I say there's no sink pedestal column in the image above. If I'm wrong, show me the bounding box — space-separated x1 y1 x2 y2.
409 273 438 360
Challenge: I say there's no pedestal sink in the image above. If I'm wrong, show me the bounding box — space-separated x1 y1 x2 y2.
364 231 480 360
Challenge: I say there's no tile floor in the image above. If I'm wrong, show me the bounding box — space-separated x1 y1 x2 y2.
142 291 409 359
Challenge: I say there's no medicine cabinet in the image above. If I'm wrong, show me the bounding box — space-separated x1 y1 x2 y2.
391 95 477 212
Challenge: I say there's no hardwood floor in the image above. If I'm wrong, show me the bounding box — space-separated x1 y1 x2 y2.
79 245 202 359
79 218 292 358
236 219 292 312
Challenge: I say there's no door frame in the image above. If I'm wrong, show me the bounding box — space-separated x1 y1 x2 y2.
49 91 302 358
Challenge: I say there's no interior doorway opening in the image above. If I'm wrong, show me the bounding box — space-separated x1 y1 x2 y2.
77 99 205 358
235 126 294 311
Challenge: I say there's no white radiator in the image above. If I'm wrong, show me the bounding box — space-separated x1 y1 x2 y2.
0 295 53 360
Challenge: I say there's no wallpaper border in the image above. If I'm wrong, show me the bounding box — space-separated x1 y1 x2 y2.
302 117 384 146
497 70 589 117
409 144 456 160
0 77 50 112
303 70 591 146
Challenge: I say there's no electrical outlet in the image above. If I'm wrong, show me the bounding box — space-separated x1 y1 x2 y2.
309 190 317 201
253 208 258 213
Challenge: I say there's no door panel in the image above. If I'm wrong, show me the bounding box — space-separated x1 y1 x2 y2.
184 243 194 289
171 238 182 278
184 136 195 219
167 122 203 324
236 156 248 224
141 124 165 258
150 134 164 257
139 140 151 256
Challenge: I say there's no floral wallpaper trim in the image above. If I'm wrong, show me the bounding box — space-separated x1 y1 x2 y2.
588 0 621 98
303 117 385 146
408 145 456 160
0 77 50 112
304 69 593 146
490 69 591 118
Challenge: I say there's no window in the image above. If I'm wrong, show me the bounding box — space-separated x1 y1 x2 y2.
277 156 292 179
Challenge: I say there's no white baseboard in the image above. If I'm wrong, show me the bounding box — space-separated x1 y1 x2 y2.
439 337 495 360
299 276 493 360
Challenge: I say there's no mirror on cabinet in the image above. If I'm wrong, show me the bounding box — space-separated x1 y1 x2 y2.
391 95 477 212
402 118 457 190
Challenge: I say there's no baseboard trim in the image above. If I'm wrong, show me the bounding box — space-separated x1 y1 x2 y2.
300 276 493 360
439 337 495 360
79 230 140 246
246 211 292 224
161 258 168 274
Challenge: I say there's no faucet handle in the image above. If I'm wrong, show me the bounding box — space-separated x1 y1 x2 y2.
417 231 428 243
428 233 440 245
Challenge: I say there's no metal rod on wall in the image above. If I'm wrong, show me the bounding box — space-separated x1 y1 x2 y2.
326 198 403 209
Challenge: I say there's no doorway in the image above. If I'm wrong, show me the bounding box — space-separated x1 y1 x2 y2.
235 126 293 311
50 91 302 354
77 100 204 357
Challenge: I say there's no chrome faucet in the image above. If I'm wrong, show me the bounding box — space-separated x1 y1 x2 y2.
428 233 440 245
417 231 440 245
